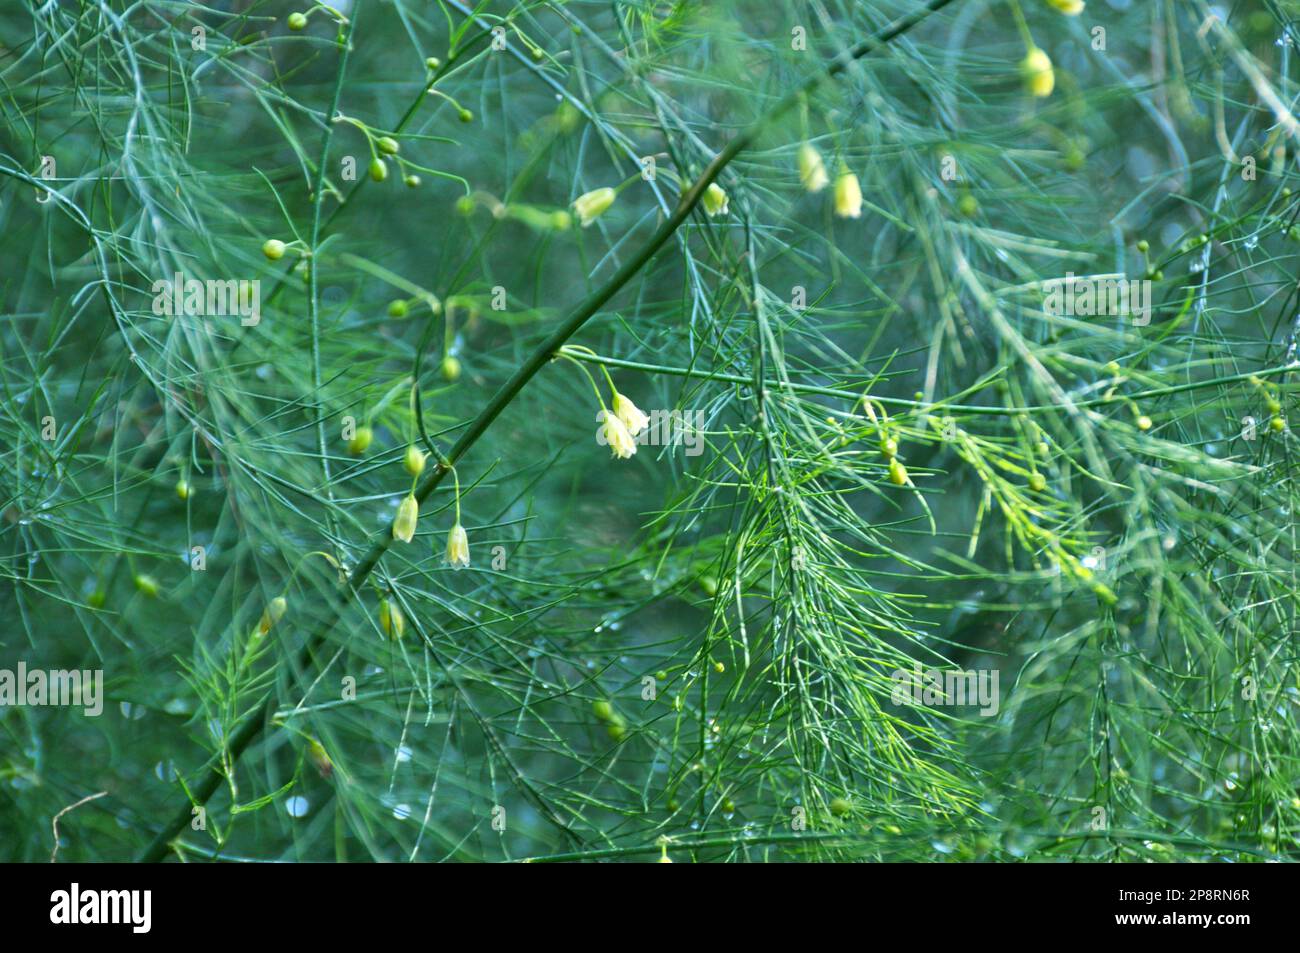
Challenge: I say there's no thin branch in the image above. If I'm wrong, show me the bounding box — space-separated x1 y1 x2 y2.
50 791 108 862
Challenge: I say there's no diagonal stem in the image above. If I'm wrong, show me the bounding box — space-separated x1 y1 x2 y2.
136 0 958 862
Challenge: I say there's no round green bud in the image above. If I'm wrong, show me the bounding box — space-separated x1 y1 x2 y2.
1028 472 1047 492
287 12 307 30
134 574 160 598
592 699 614 722
377 136 400 156
347 425 373 455
957 194 978 218
369 157 388 182
387 299 408 318
829 797 852 817
403 445 426 477
1136 239 1149 253
458 109 473 123
261 238 287 260
440 355 462 381
425 56 441 70
404 175 421 188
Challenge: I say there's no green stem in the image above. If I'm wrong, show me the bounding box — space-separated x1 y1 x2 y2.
562 351 1298 416
305 5 359 561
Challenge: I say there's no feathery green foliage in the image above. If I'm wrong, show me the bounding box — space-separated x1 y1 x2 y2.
2 0 1299 862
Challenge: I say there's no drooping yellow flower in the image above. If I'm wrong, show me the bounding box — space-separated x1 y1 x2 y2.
798 142 830 192
1022 47 1055 98
834 167 863 219
446 523 470 569
701 182 729 217
1045 0 1084 14
393 493 418 543
613 393 650 437
379 597 406 639
259 595 287 634
572 187 616 227
600 409 637 459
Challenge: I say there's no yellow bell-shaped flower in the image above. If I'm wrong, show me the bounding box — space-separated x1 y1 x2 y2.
1022 47 1055 98
393 493 418 543
446 523 470 569
572 187 616 227
701 182 729 217
798 143 830 193
600 409 637 459
834 167 863 219
613 392 650 437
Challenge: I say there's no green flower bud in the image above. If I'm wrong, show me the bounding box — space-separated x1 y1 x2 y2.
403 444 427 477
347 425 373 455
259 595 288 634
379 597 406 639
